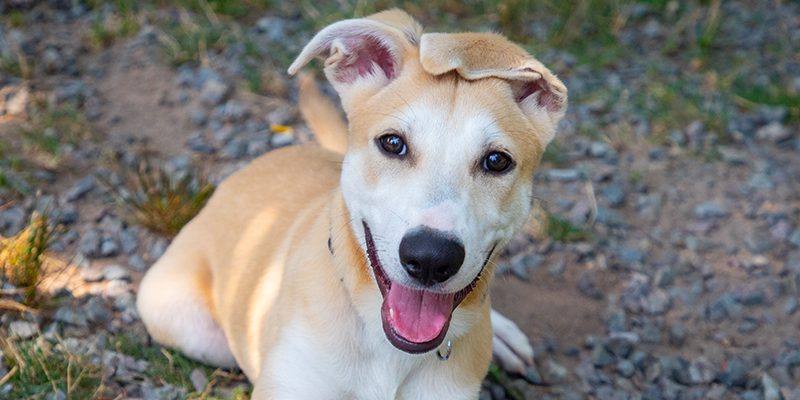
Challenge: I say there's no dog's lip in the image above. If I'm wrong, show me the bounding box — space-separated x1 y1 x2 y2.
362 221 495 353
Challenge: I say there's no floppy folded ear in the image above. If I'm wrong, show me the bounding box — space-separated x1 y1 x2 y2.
288 9 422 109
420 32 567 145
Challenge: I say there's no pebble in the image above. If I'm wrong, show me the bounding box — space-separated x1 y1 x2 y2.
63 176 95 202
547 169 581 182
100 237 120 257
119 229 139 255
718 357 749 388
190 368 208 392
783 298 799 316
602 182 626 208
78 229 102 258
693 201 729 219
54 306 88 327
9 320 37 339
200 79 231 106
756 122 790 142
103 264 131 281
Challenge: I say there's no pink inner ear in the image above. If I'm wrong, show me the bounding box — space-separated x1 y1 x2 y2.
516 79 562 113
335 35 396 84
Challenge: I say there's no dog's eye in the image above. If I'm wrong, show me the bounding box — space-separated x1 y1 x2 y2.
483 152 513 174
377 134 407 157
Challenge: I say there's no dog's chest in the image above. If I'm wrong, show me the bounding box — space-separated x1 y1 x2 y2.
265 319 431 399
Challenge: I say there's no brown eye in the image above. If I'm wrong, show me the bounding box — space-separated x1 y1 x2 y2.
377 133 407 157
483 152 513 174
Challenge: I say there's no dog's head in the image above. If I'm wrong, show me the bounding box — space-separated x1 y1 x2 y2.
289 10 566 354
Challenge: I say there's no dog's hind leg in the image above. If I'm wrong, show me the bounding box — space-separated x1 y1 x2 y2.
137 243 237 368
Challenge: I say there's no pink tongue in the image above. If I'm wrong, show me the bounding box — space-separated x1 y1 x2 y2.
385 284 455 343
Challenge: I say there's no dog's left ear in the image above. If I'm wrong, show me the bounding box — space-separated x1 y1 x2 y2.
420 32 567 145
288 9 422 109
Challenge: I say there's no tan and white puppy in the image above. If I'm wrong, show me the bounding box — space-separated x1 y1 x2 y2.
137 10 566 399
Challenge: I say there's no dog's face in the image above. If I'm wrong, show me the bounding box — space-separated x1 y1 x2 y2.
289 10 567 354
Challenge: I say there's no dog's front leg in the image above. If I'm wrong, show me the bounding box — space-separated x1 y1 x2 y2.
491 309 534 374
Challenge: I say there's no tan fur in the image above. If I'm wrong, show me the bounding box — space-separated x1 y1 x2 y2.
138 9 566 399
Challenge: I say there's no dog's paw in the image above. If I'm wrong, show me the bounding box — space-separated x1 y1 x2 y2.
491 309 534 375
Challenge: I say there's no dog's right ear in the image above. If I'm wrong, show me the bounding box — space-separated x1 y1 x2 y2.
288 9 421 110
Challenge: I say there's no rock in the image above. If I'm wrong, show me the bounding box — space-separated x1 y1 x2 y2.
255 16 289 42
42 47 64 74
606 332 638 359
149 238 169 261
220 99 249 122
645 289 671 315
54 306 88 327
221 139 248 159
762 373 781 400
78 229 102 258
189 107 207 126
577 270 604 300
141 383 187 400
589 141 611 158
189 368 208 393
693 201 729 219
44 390 66 400
200 79 231 106
591 344 615 367
718 357 749 388
737 318 760 334
716 146 748 165
756 122 790 142
544 360 568 384
689 357 716 384
789 229 800 247
602 182 626 208
668 323 687 347
707 293 742 322
523 365 545 385
103 264 130 281
186 132 216 154
783 298 799 316
129 254 148 272
119 229 139 255
100 237 120 257
270 132 294 148
9 320 37 339
547 169 581 182
63 176 95 202
617 360 635 378
744 233 772 254
85 297 113 324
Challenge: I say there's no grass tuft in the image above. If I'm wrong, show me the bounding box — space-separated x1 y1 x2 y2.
546 212 591 242
0 212 58 304
0 337 105 400
102 157 214 238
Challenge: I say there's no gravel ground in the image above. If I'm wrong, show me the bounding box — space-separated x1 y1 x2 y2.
0 1 798 399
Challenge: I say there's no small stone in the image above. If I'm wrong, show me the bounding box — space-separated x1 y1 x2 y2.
523 365 544 385
602 182 626 208
100 237 120 257
745 233 772 254
783 298 799 316
645 289 671 315
129 254 148 272
616 360 635 378
668 323 687 347
718 357 749 388
606 332 638 359
9 320 37 339
591 345 615 367
689 357 715 384
81 267 104 282
64 176 95 202
189 107 207 126
544 360 568 384
547 169 581 182
716 146 748 165
186 133 216 154
103 265 130 281
200 79 231 106
589 141 611 158
756 122 790 142
693 201 729 219
78 229 102 258
270 132 294 148
54 306 88 327
190 368 208 393
85 297 113 324
221 140 248 159
44 389 66 400
149 238 169 261
737 318 760 334
789 229 800 248
119 229 139 255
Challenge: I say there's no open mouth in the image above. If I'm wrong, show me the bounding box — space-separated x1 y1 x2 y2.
363 221 494 354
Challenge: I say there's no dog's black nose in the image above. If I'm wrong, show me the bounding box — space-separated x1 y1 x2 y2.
399 228 465 286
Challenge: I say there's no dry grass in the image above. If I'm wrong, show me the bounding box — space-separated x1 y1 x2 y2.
102 157 214 237
0 213 58 304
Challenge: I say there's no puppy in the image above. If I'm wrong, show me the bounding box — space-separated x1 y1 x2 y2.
137 9 566 399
